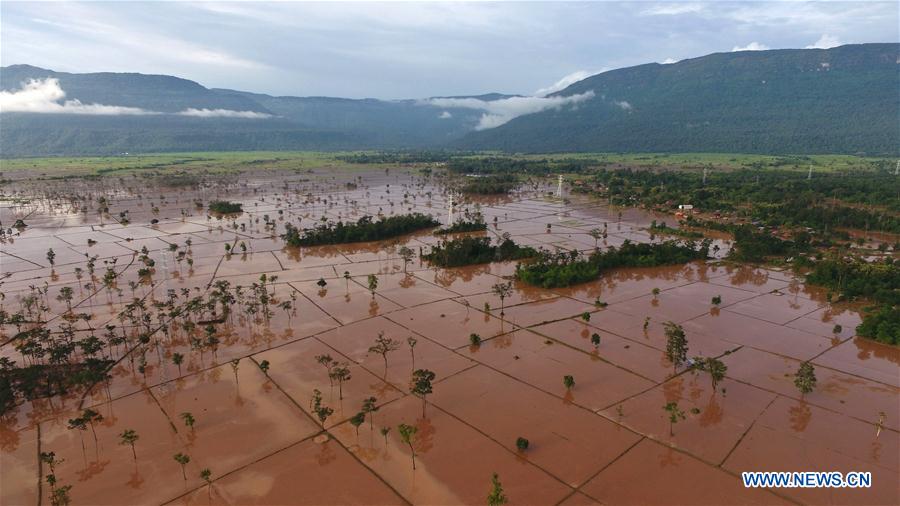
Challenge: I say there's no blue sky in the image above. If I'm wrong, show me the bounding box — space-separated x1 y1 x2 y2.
2 1 897 99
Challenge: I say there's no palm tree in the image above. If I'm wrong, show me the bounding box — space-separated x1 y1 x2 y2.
350 412 366 438
119 429 139 461
172 352 184 376
180 412 196 431
362 397 378 429
380 426 391 446
200 468 212 499
411 369 436 417
407 336 418 370
173 453 190 481
81 408 103 449
329 363 352 400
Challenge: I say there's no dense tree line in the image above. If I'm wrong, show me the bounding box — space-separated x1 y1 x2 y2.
447 157 596 176
207 200 243 214
282 214 440 246
459 174 520 195
799 254 899 345
423 235 537 267
515 240 710 288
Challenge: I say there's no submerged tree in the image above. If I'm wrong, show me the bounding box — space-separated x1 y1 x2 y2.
368 332 401 374
487 473 508 506
663 401 686 436
794 361 817 395
515 437 529 451
380 426 391 446
491 282 513 316
311 389 334 427
591 333 601 348
329 362 352 400
119 429 139 461
362 396 378 429
563 375 575 390
173 452 191 481
411 369 436 417
407 336 418 370
367 274 379 298
350 412 366 438
398 423 418 469
180 412 196 431
398 246 415 273
663 321 688 373
200 468 213 499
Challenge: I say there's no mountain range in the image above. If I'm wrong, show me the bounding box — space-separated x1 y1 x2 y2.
1 43 897 157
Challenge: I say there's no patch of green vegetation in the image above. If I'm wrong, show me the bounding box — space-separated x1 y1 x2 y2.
855 306 899 345
435 211 488 235
516 240 710 288
460 174 520 195
423 235 537 268
282 213 440 246
208 200 243 214
649 220 704 239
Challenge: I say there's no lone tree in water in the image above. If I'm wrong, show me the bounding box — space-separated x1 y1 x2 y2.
487 473 508 506
119 429 139 461
81 408 104 448
311 389 334 427
200 468 213 499
180 412 196 431
704 357 727 392
563 375 575 390
368 332 401 375
663 401 686 436
329 362 352 400
411 369 436 417
367 274 379 298
794 361 817 395
362 397 378 429
663 321 688 373
173 453 190 481
491 282 513 316
398 246 415 272
398 423 418 469
350 412 366 438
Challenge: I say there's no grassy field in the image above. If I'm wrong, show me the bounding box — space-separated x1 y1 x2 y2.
1 151 894 178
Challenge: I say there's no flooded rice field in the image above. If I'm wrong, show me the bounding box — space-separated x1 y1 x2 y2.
1 168 897 505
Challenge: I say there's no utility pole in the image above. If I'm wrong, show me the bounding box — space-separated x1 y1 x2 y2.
556 175 563 197
447 192 455 225
702 167 708 185
807 164 813 180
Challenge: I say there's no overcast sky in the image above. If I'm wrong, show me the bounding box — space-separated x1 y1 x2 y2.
2 1 897 99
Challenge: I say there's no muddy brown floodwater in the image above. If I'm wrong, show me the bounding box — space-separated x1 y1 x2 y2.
1 168 897 505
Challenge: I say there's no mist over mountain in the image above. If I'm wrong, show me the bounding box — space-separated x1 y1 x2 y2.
1 43 897 157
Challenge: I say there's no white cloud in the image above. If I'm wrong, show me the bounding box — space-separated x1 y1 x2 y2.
732 42 770 52
438 110 452 119
0 78 152 115
642 3 705 16
177 108 271 118
661 58 679 64
0 78 273 119
806 34 842 49
614 100 632 111
423 91 595 130
535 69 605 96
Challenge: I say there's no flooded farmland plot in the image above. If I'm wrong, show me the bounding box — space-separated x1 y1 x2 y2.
1 168 897 506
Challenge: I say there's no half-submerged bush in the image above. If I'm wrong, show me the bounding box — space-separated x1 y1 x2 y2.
282 213 440 246
208 200 243 214
516 239 710 288
423 235 537 268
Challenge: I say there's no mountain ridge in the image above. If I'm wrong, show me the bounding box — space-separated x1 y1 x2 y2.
2 43 897 157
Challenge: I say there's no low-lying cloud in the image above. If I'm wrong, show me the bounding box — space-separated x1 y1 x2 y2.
0 78 152 115
0 78 273 119
806 34 842 49
177 108 271 118
732 42 770 52
424 91 595 130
